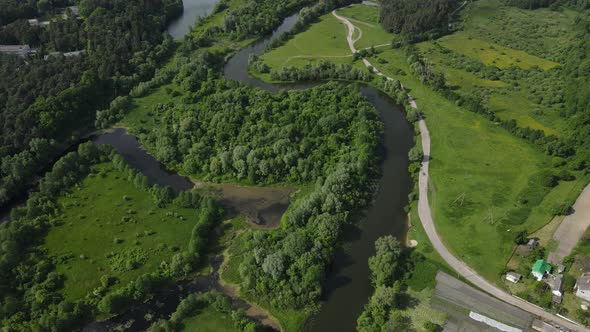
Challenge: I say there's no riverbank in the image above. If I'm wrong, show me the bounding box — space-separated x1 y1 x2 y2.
262 0 583 284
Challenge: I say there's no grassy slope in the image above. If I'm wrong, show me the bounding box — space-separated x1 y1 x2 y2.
43 163 201 301
415 0 577 135
259 2 584 281
261 13 352 69
377 48 559 280
336 5 392 49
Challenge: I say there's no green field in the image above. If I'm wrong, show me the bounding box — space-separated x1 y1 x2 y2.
335 5 393 50
180 306 238 332
411 0 576 136
43 163 202 301
374 48 582 280
461 0 577 62
434 32 559 70
260 13 352 69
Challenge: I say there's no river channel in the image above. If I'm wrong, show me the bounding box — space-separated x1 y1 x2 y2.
3 2 414 331
167 0 219 40
223 13 414 331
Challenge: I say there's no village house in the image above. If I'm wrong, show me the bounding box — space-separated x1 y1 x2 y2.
27 19 50 27
506 272 522 283
545 274 563 304
532 259 552 281
528 238 539 250
44 50 86 61
0 45 36 57
575 272 590 302
62 6 81 19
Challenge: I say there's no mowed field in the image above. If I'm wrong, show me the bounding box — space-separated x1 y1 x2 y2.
336 5 392 49
260 13 352 69
258 2 585 280
43 163 201 301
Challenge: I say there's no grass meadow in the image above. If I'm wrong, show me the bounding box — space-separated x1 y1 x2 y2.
260 13 352 69
259 1 584 281
374 47 583 280
180 306 238 332
43 163 202 301
434 33 559 70
336 5 393 49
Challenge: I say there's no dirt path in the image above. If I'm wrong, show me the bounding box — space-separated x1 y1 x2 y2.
549 184 590 263
332 8 589 331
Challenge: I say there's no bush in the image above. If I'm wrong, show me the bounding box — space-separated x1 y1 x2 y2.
424 321 443 332
551 202 572 216
514 230 528 245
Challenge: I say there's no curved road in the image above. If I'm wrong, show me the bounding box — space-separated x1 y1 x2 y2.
332 9 588 332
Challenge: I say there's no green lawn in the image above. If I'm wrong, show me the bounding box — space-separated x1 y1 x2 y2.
43 163 202 301
180 306 239 332
261 13 352 69
335 5 393 50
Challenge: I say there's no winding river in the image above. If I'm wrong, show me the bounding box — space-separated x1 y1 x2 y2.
223 15 414 332
2 3 414 331
167 0 219 40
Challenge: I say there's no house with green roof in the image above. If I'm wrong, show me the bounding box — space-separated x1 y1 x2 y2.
532 259 552 281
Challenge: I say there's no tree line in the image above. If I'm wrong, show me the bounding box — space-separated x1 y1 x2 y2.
380 0 457 42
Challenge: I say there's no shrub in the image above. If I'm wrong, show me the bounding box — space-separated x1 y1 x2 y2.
514 230 528 245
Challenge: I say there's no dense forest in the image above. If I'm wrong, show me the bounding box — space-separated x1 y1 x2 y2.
380 0 457 39
0 0 181 208
505 0 558 9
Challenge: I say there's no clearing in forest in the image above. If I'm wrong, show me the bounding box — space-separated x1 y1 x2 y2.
436 33 559 70
44 163 203 301
260 13 352 69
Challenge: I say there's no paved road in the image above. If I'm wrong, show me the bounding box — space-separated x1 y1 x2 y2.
332 9 589 331
549 184 590 263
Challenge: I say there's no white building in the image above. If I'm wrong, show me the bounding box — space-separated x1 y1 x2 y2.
506 272 522 283
575 273 590 302
0 45 36 57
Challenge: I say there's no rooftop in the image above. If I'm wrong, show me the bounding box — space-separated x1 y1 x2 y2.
577 272 590 291
532 259 552 275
